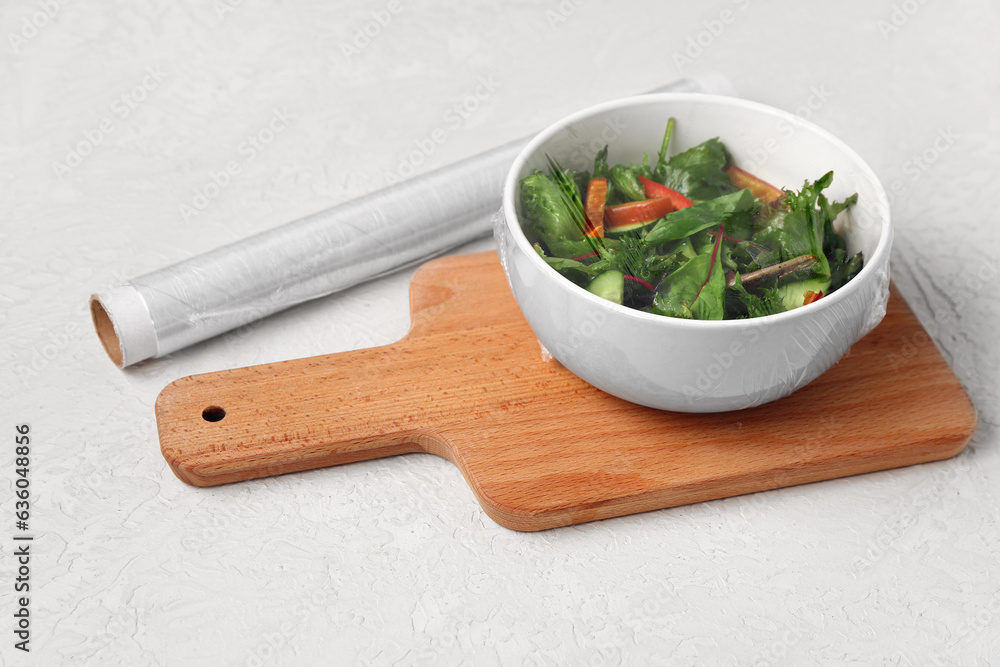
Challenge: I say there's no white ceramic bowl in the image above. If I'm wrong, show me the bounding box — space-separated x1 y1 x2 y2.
496 93 892 412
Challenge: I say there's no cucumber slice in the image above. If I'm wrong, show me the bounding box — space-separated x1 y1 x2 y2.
776 278 830 311
587 270 625 305
605 218 658 237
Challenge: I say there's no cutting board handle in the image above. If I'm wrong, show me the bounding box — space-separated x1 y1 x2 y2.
155 338 465 487
156 253 527 488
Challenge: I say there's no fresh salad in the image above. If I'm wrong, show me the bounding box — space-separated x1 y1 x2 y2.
518 119 863 319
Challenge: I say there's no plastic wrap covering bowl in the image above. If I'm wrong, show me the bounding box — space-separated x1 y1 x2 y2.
496 93 892 413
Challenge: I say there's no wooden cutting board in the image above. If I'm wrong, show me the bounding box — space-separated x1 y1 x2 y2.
156 251 977 531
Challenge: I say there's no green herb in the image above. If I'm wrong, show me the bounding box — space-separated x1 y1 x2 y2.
590 235 676 288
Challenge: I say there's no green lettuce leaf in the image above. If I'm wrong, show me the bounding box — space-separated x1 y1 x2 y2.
519 171 585 248
610 164 645 202
753 171 856 281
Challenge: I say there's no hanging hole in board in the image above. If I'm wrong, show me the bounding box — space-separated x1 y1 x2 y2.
202 406 226 422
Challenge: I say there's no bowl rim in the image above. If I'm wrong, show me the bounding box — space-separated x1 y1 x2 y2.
501 92 893 330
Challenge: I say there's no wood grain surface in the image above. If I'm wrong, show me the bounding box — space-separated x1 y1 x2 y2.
156 251 977 531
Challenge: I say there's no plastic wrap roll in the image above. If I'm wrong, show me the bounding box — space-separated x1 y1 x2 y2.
91 74 736 367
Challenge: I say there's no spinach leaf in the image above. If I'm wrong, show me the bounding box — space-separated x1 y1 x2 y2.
643 189 757 246
692 250 726 320
654 137 736 201
649 236 726 320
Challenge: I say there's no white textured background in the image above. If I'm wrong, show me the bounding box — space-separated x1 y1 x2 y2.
2 1 999 665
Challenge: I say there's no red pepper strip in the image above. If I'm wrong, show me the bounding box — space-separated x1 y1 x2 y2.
802 290 824 305
584 178 607 238
604 197 675 229
724 165 784 205
624 275 655 291
637 175 694 209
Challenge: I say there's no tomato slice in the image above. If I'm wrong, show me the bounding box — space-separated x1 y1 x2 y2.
802 290 824 305
637 176 693 209
724 165 784 204
584 178 607 238
604 197 675 229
